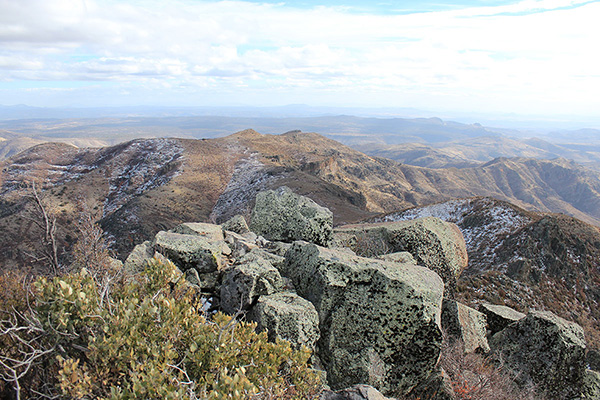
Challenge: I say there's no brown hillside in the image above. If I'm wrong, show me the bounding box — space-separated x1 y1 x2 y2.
2 130 600 270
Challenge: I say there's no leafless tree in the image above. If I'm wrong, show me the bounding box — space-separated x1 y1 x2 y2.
21 181 61 275
70 202 121 311
439 338 538 400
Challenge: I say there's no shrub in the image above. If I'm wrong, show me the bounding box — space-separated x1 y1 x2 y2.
1 258 322 399
0 270 58 399
438 339 538 400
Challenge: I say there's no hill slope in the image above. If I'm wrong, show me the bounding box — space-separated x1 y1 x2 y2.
373 197 600 349
362 135 600 170
3 130 600 266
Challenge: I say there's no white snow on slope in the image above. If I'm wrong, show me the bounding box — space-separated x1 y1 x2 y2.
373 197 532 271
103 139 184 215
209 152 291 224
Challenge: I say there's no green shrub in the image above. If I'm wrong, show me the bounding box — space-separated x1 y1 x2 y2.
1 258 322 399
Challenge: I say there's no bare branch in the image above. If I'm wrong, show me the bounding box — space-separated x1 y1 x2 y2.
20 181 61 275
0 309 54 400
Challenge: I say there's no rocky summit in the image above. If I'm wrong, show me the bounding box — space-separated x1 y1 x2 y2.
283 241 444 394
3 130 600 397
117 187 600 399
332 217 467 298
250 186 334 246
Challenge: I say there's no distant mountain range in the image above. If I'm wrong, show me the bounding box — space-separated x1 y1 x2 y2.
2 114 600 179
362 135 600 170
2 104 599 130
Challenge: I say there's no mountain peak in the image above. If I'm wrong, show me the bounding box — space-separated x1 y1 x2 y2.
231 128 263 138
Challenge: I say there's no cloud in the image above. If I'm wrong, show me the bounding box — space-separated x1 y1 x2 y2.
0 0 598 114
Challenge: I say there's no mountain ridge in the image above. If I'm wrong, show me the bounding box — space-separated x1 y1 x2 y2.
3 130 600 267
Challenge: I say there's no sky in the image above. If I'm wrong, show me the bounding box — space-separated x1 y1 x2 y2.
0 0 599 119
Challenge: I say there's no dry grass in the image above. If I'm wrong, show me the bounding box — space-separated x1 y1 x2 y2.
439 339 538 400
405 337 538 400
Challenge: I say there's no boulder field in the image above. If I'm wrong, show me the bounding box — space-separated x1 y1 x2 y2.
122 187 599 399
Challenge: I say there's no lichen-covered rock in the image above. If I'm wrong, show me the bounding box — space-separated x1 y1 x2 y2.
582 369 600 399
183 267 219 292
243 231 258 242
247 292 319 350
479 302 526 335
586 348 600 371
407 368 455 400
250 187 333 246
224 230 259 259
153 231 223 273
221 214 250 234
123 242 177 276
319 384 394 400
282 241 444 396
377 251 416 265
123 240 153 274
184 268 201 286
239 248 285 272
442 299 489 354
333 217 467 297
263 241 293 257
220 253 284 314
489 310 586 399
171 222 224 241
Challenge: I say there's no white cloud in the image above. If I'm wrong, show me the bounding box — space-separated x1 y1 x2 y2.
0 0 598 115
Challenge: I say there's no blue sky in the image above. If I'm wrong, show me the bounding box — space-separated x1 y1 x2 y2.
0 0 598 119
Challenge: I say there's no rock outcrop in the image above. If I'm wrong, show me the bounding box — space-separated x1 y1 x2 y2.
122 223 232 292
442 299 489 354
582 369 600 399
220 251 284 314
333 217 467 297
376 251 416 265
223 230 259 259
586 348 600 371
153 231 224 273
247 292 320 350
250 186 333 246
171 222 224 241
282 241 444 395
123 240 154 275
479 302 526 335
489 310 587 399
118 189 595 400
221 214 250 234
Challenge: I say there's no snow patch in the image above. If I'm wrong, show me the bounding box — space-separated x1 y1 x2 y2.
103 139 184 215
375 197 532 272
210 153 288 224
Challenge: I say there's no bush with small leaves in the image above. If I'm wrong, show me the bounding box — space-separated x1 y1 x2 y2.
1 258 322 399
